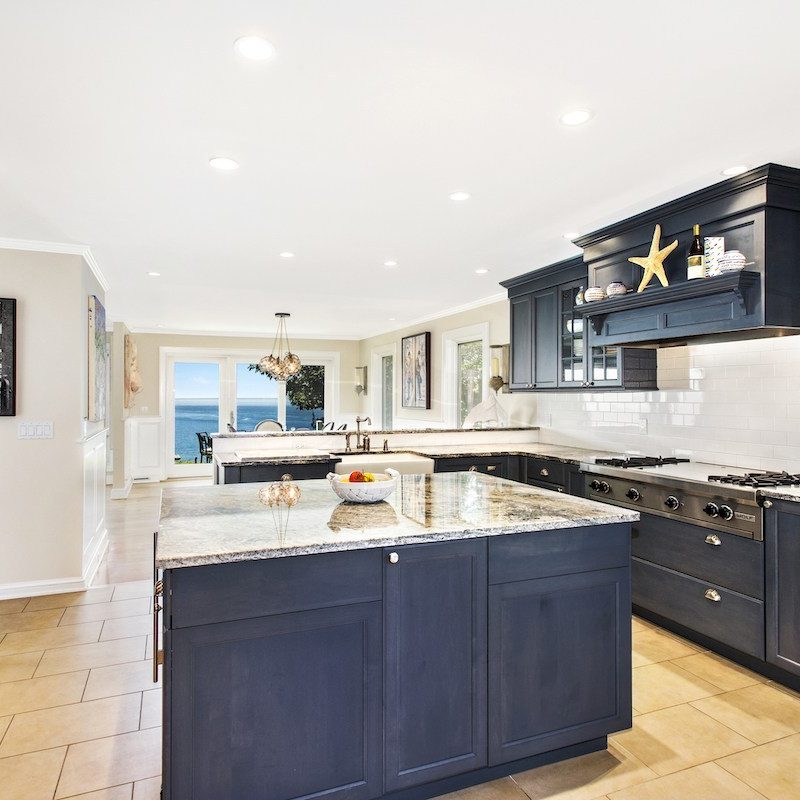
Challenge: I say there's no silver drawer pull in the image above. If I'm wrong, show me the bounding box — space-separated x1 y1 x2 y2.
387 552 399 564
704 588 721 602
704 534 722 546
540 467 549 477
468 465 478 472
487 465 497 472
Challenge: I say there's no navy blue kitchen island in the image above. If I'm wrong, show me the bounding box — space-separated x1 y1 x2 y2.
155 473 637 800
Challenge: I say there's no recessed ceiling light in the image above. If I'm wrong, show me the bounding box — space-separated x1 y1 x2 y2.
559 108 593 126
209 157 239 171
147 271 161 277
721 164 749 177
234 36 276 61
448 191 471 202
562 231 580 240
389 317 396 321
279 251 295 259
475 268 490 275
383 260 398 268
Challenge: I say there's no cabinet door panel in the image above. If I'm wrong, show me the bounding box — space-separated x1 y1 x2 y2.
533 288 558 388
510 295 533 389
384 540 487 790
766 505 800 675
489 568 631 764
169 603 382 800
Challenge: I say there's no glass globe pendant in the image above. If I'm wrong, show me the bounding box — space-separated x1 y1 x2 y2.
258 313 301 380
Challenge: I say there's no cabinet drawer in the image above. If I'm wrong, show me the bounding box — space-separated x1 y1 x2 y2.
526 479 565 494
167 549 383 628
434 457 507 477
233 461 338 483
526 458 566 487
632 558 765 658
489 524 630 584
632 513 763 599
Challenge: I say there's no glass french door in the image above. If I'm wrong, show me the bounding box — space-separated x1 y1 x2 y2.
234 362 284 431
165 358 225 477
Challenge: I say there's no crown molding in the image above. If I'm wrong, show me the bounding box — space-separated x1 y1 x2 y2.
127 325 361 341
362 291 506 339
0 237 110 292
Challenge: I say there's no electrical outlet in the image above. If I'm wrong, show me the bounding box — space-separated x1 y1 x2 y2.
17 421 54 439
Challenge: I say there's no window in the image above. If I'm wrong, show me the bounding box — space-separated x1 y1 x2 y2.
381 355 394 429
457 340 483 427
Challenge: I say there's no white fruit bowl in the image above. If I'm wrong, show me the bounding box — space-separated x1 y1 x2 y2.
327 468 400 503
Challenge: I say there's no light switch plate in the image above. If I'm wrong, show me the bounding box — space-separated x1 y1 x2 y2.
17 421 54 439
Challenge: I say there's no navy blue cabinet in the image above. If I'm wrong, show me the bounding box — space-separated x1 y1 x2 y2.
168 601 383 800
433 456 509 479
766 502 800 676
488 567 631 764
383 540 487 790
509 288 559 389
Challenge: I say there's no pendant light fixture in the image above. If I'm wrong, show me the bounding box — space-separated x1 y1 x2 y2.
258 313 301 380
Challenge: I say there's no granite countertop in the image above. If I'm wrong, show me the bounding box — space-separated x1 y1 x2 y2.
757 487 800 504
156 473 638 569
214 426 539 439
214 443 626 467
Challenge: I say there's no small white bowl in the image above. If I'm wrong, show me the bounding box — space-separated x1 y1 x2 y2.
606 282 630 297
328 468 400 503
584 287 607 302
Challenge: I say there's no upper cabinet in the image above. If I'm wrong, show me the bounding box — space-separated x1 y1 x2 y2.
574 164 800 347
502 258 657 392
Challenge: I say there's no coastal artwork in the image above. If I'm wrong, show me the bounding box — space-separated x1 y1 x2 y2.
124 334 143 409
87 295 108 422
401 331 431 409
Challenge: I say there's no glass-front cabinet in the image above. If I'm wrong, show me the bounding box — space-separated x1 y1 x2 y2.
559 280 585 387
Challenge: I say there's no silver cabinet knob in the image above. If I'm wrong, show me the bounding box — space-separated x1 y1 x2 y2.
762 499 773 509
540 467 549 477
468 465 478 472
704 588 721 602
704 534 722 546
387 552 399 564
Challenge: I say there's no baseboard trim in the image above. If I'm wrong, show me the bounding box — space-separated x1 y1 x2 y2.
0 576 89 601
110 478 133 499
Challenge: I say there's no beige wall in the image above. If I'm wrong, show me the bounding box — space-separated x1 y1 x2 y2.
110 322 130 492
0 249 103 588
358 300 536 427
125 332 362 423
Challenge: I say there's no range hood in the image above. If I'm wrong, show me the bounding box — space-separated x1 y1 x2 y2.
573 164 800 347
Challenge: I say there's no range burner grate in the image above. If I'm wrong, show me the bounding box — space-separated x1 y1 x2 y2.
595 456 691 469
708 471 800 488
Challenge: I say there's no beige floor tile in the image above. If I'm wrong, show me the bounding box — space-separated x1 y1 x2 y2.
0 671 88 716
0 651 42 684
632 627 700 668
717 733 800 800
631 616 652 633
84 660 159 701
112 582 152 602
56 727 161 798
0 598 30 615
633 661 722 713
61 598 150 626
0 608 64 635
671 651 766 692
692 682 800 744
0 622 102 656
607 761 765 800
0 746 67 800
0 715 10 741
35 637 146 677
60 786 133 800
139 689 161 729
511 744 657 800
101 616 151 642
25 587 115 612
0 693 143 757
612 704 755 775
132 777 161 800
442 777 529 800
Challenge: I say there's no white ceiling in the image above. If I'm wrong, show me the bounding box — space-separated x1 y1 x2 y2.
2 0 799 339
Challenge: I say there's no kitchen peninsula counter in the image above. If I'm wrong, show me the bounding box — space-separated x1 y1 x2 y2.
157 473 636 800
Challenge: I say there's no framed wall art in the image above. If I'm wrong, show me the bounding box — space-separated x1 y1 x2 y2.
401 331 431 409
87 295 108 423
0 298 16 416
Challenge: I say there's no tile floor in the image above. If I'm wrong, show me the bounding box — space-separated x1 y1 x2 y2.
1 483 799 799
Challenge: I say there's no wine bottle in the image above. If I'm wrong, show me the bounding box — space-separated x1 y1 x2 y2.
687 224 705 280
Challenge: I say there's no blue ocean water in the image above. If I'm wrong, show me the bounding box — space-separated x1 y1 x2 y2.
174 400 322 462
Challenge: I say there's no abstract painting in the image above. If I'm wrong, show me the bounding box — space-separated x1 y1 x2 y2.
87 295 107 422
0 298 16 416
401 331 431 409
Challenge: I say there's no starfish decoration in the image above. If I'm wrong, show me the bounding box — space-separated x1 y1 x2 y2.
629 224 678 292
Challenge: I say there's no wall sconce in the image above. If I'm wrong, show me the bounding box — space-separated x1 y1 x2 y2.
489 344 509 393
354 366 367 395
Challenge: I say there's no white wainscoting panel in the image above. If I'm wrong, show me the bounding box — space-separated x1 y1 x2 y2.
129 416 164 482
82 429 108 585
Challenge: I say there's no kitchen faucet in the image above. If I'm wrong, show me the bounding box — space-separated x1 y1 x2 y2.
355 416 371 451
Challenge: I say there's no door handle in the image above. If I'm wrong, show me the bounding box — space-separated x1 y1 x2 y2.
704 588 721 602
152 578 164 682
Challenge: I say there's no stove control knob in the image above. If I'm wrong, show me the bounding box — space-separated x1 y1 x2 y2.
703 503 720 517
599 481 611 494
589 479 602 492
625 488 641 501
664 495 680 510
718 505 734 521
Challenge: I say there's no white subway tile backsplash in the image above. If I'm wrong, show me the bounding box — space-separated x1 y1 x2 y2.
525 335 800 472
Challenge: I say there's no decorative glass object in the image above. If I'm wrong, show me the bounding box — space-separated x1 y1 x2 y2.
257 313 301 380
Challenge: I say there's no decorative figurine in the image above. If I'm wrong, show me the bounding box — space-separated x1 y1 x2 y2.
629 224 678 292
